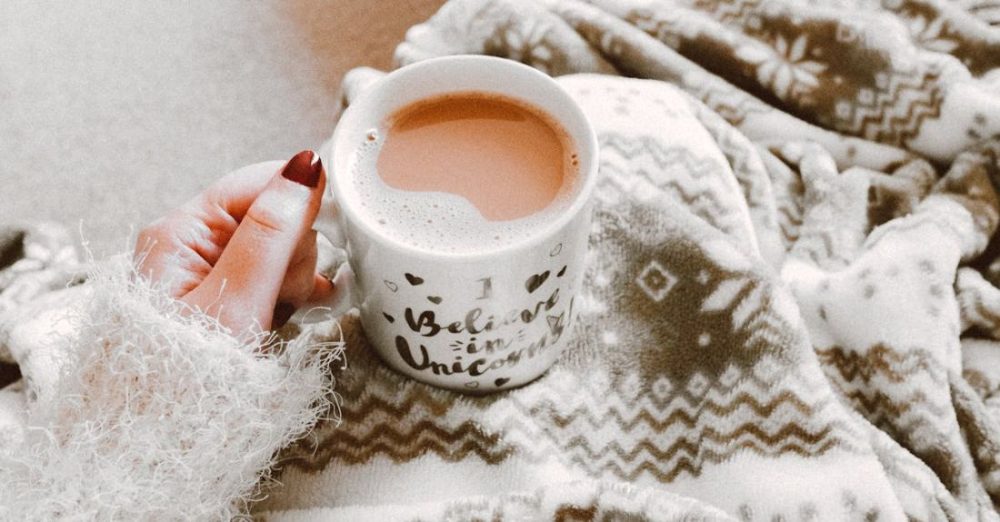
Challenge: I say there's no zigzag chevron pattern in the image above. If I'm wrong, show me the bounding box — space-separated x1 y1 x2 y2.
816 345 947 386
682 69 773 127
688 98 779 228
818 347 955 429
598 132 754 250
599 134 723 179
815 344 983 500
838 68 945 147
279 351 868 485
280 419 514 470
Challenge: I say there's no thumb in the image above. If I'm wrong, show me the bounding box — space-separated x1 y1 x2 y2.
184 150 326 335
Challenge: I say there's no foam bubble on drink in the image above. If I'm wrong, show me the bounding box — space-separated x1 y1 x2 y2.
345 129 579 254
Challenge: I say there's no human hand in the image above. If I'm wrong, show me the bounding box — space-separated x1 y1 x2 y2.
134 151 334 336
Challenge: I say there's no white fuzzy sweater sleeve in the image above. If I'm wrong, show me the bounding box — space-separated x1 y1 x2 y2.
0 257 340 520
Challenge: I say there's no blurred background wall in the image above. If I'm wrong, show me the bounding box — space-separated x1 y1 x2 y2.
0 0 445 255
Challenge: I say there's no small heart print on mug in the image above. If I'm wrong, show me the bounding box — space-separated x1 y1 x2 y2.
525 271 550 294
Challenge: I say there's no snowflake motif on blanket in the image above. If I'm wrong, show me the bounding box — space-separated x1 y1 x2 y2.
736 34 826 102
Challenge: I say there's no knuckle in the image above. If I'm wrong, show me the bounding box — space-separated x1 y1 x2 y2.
244 204 290 236
244 193 299 236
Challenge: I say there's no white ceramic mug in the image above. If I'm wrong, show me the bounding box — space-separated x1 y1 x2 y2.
316 55 598 393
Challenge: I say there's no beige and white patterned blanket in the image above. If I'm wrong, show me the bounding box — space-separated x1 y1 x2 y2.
6 0 1000 520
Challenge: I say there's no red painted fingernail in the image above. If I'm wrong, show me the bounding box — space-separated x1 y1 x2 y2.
273 302 296 329
280 150 323 188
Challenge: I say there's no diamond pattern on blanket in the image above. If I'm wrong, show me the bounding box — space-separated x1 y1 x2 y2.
635 260 676 302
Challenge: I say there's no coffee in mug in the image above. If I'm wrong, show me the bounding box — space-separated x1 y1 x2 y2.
318 56 598 393
352 91 580 252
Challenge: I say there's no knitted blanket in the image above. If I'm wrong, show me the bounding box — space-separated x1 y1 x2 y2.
5 0 1000 520
261 0 1000 519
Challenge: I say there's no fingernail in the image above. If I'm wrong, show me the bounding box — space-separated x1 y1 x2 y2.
280 150 323 188
273 302 297 329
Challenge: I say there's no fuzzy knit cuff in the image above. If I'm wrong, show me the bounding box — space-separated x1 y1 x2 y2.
0 256 341 520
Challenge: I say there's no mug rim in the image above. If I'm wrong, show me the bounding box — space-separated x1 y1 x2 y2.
328 54 599 261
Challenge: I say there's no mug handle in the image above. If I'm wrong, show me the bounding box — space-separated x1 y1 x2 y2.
290 166 360 325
